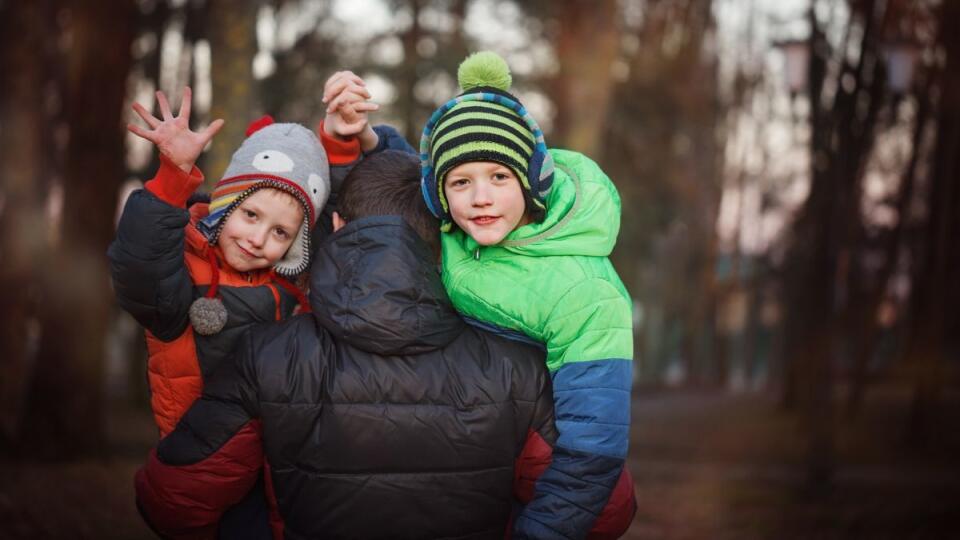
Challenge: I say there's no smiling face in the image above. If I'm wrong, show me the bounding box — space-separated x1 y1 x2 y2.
217 188 304 273
443 161 530 246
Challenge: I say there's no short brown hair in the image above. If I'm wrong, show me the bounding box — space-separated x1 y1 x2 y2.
338 150 440 256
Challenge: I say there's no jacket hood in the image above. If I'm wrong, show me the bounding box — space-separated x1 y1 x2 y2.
447 149 621 258
311 216 464 355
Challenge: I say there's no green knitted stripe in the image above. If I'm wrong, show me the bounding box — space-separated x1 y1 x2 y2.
434 102 532 138
440 99 521 118
432 113 535 154
432 124 534 161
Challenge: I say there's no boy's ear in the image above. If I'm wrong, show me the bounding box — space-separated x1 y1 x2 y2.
332 211 347 232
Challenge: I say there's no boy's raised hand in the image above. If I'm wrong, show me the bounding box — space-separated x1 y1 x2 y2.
322 71 380 147
128 87 224 173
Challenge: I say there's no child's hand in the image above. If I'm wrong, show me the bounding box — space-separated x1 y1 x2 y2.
128 87 224 173
322 71 380 148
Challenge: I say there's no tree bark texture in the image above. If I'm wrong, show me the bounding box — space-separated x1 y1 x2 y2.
551 0 620 156
780 1 889 491
0 0 56 449
20 0 136 459
398 0 424 144
206 0 259 185
845 72 932 415
904 1 960 447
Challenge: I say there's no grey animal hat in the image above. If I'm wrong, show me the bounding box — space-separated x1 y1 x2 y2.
198 116 330 276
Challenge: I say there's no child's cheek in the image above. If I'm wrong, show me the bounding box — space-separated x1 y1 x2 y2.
445 193 464 222
450 212 472 234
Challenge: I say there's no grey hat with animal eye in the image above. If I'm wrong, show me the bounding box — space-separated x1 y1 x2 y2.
198 118 330 276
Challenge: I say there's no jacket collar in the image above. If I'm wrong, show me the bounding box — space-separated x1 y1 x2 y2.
311 216 464 355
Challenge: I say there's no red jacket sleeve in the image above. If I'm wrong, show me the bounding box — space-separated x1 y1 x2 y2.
135 421 264 540
144 154 205 208
317 120 362 166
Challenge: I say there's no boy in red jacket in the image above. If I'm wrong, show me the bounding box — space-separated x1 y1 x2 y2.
110 88 329 437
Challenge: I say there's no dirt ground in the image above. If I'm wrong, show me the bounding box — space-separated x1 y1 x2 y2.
621 385 960 539
1 384 958 539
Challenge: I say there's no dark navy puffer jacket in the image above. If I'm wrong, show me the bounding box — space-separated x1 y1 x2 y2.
136 216 557 540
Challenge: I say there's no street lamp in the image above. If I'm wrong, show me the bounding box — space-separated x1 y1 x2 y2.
881 40 918 95
775 36 919 114
774 39 810 97
881 39 919 119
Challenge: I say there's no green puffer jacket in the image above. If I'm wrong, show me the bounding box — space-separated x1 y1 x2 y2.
441 149 635 539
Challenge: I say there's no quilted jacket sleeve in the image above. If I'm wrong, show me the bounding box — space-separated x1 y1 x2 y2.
107 155 203 342
513 278 634 539
135 330 264 539
367 124 416 155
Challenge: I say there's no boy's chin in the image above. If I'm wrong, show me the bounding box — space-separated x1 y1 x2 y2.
467 230 509 246
231 262 271 273
223 253 274 273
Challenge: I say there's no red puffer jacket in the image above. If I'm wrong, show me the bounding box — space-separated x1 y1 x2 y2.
109 156 304 436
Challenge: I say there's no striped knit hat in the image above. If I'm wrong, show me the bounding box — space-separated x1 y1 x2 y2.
420 51 554 232
198 117 330 276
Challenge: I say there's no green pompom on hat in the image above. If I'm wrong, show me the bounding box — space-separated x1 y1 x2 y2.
457 51 513 92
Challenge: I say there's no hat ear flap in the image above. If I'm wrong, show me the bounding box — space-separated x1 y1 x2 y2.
421 170 444 220
420 107 448 222
528 147 555 201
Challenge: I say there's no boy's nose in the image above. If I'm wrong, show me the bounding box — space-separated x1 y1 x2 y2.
248 228 268 248
472 183 493 206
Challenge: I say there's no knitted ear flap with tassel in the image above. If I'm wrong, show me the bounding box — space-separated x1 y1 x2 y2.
189 250 228 335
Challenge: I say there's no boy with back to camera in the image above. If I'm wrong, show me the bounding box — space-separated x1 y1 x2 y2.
420 51 637 538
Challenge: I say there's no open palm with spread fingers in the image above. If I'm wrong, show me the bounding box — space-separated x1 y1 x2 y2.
128 87 224 172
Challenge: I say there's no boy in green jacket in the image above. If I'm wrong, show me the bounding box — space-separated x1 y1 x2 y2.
420 51 636 539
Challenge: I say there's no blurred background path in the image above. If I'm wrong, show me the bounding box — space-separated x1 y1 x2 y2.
2 383 957 539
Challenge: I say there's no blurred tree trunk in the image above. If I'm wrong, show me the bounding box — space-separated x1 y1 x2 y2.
137 1 172 177
672 1 724 388
448 0 469 61
0 1 57 449
904 1 960 446
779 13 837 485
19 0 136 459
741 276 767 387
781 1 887 491
141 0 172 94
397 0 424 144
845 72 931 415
551 0 620 156
598 0 722 386
206 0 259 185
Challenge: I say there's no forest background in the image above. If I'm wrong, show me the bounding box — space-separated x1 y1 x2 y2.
1 0 958 538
